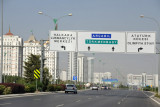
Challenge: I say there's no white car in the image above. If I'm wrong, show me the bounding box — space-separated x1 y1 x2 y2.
92 86 98 90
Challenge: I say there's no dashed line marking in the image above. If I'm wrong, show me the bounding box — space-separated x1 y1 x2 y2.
56 104 64 107
75 100 81 102
0 103 11 106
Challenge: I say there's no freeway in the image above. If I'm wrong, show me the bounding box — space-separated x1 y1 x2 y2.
0 89 159 107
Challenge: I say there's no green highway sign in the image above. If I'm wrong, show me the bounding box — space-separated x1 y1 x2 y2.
85 39 118 44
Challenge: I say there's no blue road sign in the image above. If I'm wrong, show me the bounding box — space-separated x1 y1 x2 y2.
73 76 77 80
92 34 111 38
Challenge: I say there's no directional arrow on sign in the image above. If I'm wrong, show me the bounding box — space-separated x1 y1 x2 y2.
112 47 115 52
138 47 143 52
88 46 90 51
61 46 66 50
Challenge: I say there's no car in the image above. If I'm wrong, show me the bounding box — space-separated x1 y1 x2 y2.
92 86 98 90
101 86 107 90
65 84 77 94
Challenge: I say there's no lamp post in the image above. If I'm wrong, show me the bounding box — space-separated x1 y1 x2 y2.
0 0 3 83
38 12 72 84
38 12 72 30
140 14 160 95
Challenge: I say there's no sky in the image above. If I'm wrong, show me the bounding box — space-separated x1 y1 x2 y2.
0 0 160 80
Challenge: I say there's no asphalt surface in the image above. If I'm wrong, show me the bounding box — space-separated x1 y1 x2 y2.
0 89 159 107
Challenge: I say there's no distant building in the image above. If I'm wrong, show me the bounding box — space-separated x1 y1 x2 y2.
87 57 94 83
0 28 23 76
23 35 57 82
127 73 158 87
77 53 88 83
60 70 67 81
93 72 112 84
67 52 78 81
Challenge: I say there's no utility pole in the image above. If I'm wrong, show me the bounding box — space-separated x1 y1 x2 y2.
0 0 3 83
40 40 44 83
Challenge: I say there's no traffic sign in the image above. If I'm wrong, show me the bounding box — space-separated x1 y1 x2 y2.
73 76 77 80
78 32 126 52
49 31 77 51
127 32 156 53
102 79 118 82
34 69 40 79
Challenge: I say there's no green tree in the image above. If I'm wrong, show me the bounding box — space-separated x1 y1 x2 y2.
24 54 41 83
42 68 52 91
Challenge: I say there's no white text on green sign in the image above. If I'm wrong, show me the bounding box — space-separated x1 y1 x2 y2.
85 39 118 44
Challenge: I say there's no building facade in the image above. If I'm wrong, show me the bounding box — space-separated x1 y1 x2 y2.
0 28 23 76
23 35 57 82
67 52 78 81
127 73 158 87
87 57 94 83
60 70 67 81
93 72 112 84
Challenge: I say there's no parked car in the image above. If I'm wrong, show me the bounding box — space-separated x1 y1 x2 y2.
65 84 77 94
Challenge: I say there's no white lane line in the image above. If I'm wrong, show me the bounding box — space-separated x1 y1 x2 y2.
75 100 81 102
142 91 160 105
56 104 64 107
0 103 11 106
117 101 121 104
33 99 41 101
88 98 92 99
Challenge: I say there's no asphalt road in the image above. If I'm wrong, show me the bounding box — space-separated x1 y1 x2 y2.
0 89 159 107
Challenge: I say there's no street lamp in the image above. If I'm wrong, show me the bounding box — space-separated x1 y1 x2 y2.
38 12 72 30
38 12 72 84
0 0 3 83
140 14 160 95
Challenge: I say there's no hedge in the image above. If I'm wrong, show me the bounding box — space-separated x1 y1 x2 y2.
0 83 25 94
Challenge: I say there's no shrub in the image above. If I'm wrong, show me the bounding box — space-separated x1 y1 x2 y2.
0 85 5 95
0 83 25 94
3 87 12 95
25 84 36 93
47 84 54 91
143 86 151 91
76 85 83 90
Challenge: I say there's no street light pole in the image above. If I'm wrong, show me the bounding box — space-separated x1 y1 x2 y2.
0 0 3 83
38 12 72 84
140 15 160 95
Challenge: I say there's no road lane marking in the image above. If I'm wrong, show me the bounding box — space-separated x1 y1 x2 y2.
0 103 11 106
33 99 41 101
56 104 64 107
75 100 81 102
117 101 121 104
142 91 160 105
88 98 92 99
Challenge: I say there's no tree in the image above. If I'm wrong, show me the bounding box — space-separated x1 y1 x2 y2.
23 54 41 83
42 67 52 91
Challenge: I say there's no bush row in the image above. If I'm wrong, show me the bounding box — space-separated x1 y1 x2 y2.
0 83 25 94
0 83 84 95
47 84 65 91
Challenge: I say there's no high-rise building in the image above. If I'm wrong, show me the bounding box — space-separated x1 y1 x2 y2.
67 52 77 81
87 57 94 83
77 53 88 83
23 35 57 82
60 70 67 81
0 28 23 76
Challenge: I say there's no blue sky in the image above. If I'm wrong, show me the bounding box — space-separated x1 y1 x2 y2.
0 0 160 80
